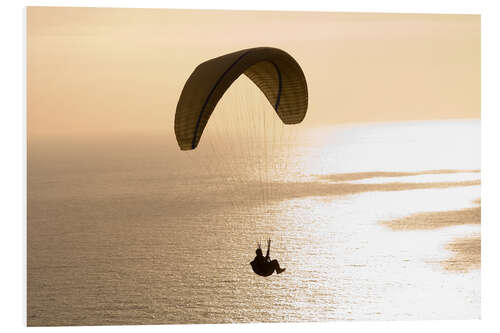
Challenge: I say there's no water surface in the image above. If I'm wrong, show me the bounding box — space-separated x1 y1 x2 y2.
27 120 480 325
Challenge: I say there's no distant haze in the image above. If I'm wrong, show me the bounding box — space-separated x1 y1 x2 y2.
27 7 480 138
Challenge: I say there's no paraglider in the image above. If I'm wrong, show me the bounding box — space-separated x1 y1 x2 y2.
174 47 308 276
250 239 286 277
175 47 308 150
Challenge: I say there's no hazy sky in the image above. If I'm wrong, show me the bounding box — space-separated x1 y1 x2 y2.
27 7 480 138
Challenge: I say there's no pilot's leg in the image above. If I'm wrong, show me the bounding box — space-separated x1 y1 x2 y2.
270 260 286 274
270 260 281 271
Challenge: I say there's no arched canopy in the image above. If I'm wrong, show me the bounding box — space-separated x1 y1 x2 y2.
174 47 308 150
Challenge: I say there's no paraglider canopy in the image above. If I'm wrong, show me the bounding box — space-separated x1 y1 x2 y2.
175 47 308 150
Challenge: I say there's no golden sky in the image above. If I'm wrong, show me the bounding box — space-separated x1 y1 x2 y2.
27 7 480 137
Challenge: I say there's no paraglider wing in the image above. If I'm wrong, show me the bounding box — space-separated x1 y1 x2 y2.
174 47 308 150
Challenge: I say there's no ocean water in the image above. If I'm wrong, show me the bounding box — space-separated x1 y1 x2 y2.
27 119 480 326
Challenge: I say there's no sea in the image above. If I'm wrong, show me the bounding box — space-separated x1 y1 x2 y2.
27 119 480 326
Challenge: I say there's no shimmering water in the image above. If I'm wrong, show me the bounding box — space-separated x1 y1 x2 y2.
27 119 480 326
